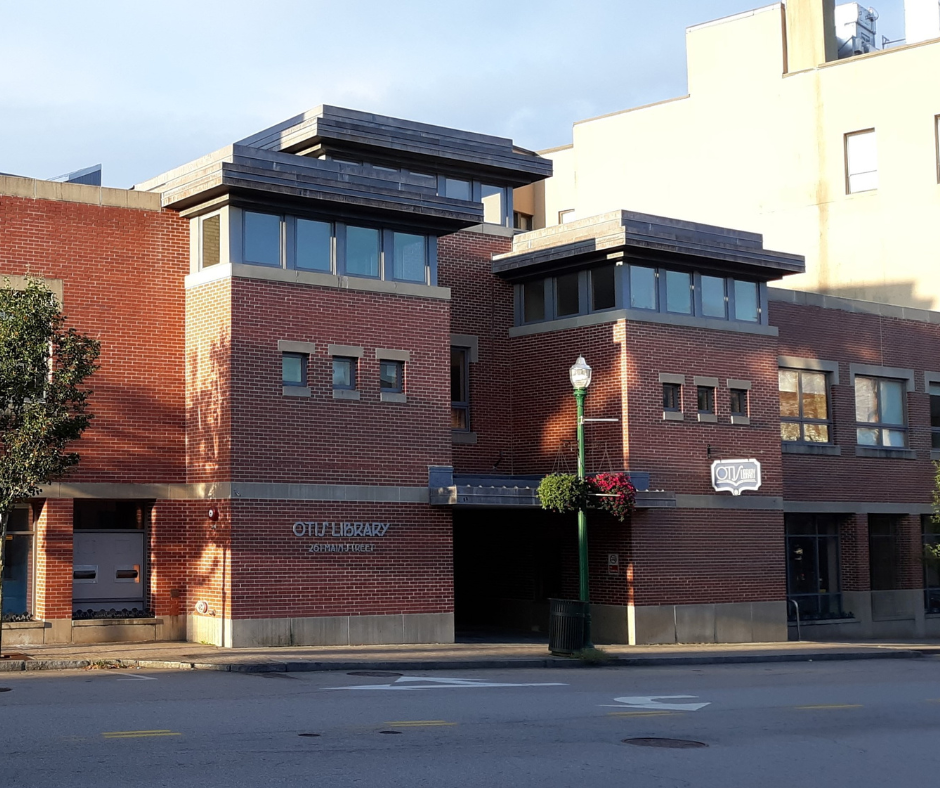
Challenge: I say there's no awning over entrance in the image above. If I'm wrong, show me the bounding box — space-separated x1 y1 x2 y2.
428 467 675 509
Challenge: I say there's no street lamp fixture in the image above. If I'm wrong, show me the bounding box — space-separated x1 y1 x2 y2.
570 355 593 649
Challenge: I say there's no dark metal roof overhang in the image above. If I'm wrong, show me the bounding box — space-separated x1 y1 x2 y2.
492 210 805 282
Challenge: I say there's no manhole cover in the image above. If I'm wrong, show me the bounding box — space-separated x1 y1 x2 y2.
298 733 320 738
379 730 402 735
347 671 403 678
0 688 11 693
623 738 708 749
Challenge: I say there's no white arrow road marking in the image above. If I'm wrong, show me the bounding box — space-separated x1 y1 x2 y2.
326 676 568 691
601 695 710 711
116 674 158 682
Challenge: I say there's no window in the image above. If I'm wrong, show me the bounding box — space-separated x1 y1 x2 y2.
697 386 715 415
730 388 748 417
869 515 901 591
700 275 726 318
244 211 281 266
555 272 580 317
846 129 878 193
786 514 843 619
523 280 545 323
514 212 533 232
200 215 221 268
443 178 472 201
936 115 940 184
855 376 906 446
379 360 404 393
779 370 831 443
663 383 681 412
345 226 380 278
930 382 940 449
451 347 470 430
2 507 33 618
558 209 575 224
630 266 657 310
332 357 357 391
282 353 307 387
733 280 759 322
392 232 426 283
296 219 332 272
924 515 940 613
481 185 506 225
591 265 616 311
664 270 692 314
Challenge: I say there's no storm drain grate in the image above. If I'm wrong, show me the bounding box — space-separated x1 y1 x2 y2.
379 730 403 735
0 688 10 693
298 733 321 738
347 671 403 678
623 738 708 749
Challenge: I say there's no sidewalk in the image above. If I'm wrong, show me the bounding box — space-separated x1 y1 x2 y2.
2 638 940 673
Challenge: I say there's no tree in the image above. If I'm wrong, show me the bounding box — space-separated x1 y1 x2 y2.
0 277 99 655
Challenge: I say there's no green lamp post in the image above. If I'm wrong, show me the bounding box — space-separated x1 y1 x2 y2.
569 355 593 649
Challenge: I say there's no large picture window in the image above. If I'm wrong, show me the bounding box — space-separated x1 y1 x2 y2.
2 507 34 619
924 515 940 613
855 376 906 447
786 514 843 620
779 369 831 443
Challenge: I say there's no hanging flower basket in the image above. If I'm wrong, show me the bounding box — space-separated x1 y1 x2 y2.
592 472 636 522
537 473 593 513
537 472 636 522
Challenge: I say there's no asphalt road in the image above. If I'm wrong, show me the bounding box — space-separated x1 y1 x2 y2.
2 658 940 787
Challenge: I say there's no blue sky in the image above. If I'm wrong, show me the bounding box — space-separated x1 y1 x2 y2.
0 0 906 187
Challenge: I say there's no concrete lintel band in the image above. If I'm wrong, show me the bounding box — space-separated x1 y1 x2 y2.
849 363 916 392
782 500 933 515
727 378 752 390
693 376 719 388
778 355 840 385
769 287 940 327
35 482 430 503
328 344 364 358
278 339 316 354
658 372 685 385
674 494 784 510
375 348 411 362
924 371 940 390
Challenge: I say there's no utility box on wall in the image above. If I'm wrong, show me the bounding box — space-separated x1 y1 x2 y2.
72 531 144 609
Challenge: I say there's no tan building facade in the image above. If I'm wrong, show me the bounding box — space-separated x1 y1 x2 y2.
520 0 940 310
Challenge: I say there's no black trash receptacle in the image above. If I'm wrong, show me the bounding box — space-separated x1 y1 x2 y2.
548 598 588 656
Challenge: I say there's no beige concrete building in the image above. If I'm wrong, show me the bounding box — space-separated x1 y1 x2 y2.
519 0 940 309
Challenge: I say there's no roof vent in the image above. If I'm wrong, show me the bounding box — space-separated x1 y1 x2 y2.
835 3 880 58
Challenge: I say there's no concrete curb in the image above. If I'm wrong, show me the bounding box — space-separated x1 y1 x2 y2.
0 648 926 674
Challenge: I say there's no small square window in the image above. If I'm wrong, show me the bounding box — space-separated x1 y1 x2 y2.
730 388 748 416
380 360 404 393
697 386 715 414
332 357 357 391
282 353 307 387
663 383 681 412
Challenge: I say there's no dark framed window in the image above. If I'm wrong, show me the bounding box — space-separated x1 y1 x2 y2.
923 515 940 613
591 265 616 312
664 270 692 314
282 353 307 387
730 388 748 416
555 272 580 317
855 376 906 447
733 280 759 322
629 266 657 310
697 386 715 415
443 178 472 201
481 184 506 225
522 279 545 323
663 383 681 412
786 514 843 619
332 357 357 391
869 514 901 591
513 211 533 231
2 507 33 617
700 275 726 318
200 214 221 269
345 226 380 278
779 369 831 443
380 360 404 393
392 232 426 283
929 382 940 449
451 347 470 431
295 219 332 272
244 211 282 266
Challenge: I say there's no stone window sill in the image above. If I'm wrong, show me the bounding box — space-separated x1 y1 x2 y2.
333 389 361 401
697 413 717 423
730 415 750 425
380 392 407 404
283 386 311 398
663 411 684 422
782 443 842 456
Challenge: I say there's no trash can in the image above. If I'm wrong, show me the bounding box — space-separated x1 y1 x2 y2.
548 598 588 656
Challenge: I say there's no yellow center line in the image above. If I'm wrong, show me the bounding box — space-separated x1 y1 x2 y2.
794 704 863 710
607 711 677 717
385 720 456 727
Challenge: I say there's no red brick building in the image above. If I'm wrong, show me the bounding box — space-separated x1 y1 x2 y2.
1 106 937 647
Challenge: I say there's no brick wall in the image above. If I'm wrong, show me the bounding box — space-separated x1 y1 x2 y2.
33 499 73 620
0 195 188 483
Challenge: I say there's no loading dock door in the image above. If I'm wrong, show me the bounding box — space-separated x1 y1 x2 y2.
73 531 144 607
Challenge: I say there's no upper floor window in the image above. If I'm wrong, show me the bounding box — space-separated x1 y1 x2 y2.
730 388 749 417
346 226 380 278
514 212 533 232
555 272 580 317
332 357 357 391
443 178 472 201
855 376 906 447
244 211 281 266
282 353 307 387
451 347 470 431
379 360 404 394
630 266 657 311
481 185 508 226
700 275 726 318
845 129 878 194
591 265 616 311
780 369 831 443
295 219 332 272
697 385 715 415
733 280 759 322
930 382 940 449
200 214 221 268
665 271 692 315
662 383 681 412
